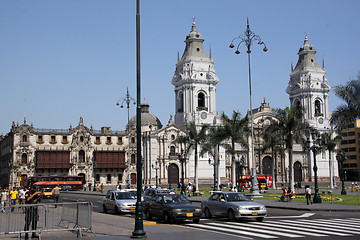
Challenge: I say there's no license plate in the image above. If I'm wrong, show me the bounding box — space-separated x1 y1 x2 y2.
252 212 258 216
186 213 193 217
130 207 135 210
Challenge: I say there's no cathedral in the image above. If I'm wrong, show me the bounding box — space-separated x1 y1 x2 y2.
0 20 337 189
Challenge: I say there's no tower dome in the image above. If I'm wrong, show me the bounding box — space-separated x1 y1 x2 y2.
127 101 162 131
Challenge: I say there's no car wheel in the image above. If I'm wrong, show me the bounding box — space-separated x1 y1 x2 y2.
193 218 200 223
114 206 119 214
228 210 235 222
102 205 107 213
204 208 212 219
163 212 172 224
256 217 264 222
145 210 152 221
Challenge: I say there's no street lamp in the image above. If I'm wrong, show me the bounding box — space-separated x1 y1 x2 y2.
208 158 218 191
131 0 145 238
336 150 347 195
229 18 267 197
306 131 322 203
178 149 186 196
152 161 159 188
116 87 136 187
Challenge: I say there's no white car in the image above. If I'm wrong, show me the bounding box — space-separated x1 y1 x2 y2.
102 190 136 214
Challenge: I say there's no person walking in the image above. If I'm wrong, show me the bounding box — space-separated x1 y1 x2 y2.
100 183 104 193
1 187 9 212
19 187 27 205
305 185 312 205
9 187 19 212
52 185 61 206
24 186 41 239
83 183 87 191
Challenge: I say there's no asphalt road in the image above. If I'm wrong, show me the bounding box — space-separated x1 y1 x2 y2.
55 192 360 240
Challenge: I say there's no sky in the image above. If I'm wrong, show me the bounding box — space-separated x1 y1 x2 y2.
1 0 359 134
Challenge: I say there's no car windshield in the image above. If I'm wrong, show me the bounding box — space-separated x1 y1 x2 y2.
115 192 134 200
161 194 190 204
44 189 52 192
225 193 251 202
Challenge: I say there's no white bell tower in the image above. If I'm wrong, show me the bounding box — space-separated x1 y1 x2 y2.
172 19 220 127
286 35 331 132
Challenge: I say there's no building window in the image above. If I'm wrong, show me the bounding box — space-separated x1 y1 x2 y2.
79 150 85 163
118 174 122 182
22 135 28 142
21 153 27 164
106 137 112 144
131 154 136 164
95 174 100 182
117 137 123 144
37 136 43 143
80 136 84 142
314 100 322 116
50 136 56 143
131 137 135 144
106 174 111 183
171 135 175 140
62 136 68 143
198 92 205 108
95 136 100 144
170 146 176 155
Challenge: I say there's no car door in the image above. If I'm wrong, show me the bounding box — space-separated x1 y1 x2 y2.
217 193 228 217
152 195 164 218
206 193 220 216
109 192 116 211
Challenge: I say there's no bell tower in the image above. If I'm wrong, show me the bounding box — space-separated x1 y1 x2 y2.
286 35 331 132
172 19 220 127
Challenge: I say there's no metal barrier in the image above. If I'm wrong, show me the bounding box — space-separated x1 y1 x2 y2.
0 202 94 239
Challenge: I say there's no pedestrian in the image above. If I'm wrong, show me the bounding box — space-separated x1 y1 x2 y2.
1 187 9 212
280 187 287 202
187 183 192 197
287 187 294 202
9 187 19 212
19 187 27 205
83 183 87 191
305 185 312 205
100 183 104 193
88 182 92 191
52 185 61 207
96 184 99 192
24 186 41 239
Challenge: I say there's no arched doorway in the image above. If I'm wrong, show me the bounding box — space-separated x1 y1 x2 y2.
262 156 273 176
168 164 179 185
294 161 302 182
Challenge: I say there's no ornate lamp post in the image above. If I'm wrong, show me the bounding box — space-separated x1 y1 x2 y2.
178 149 186 195
208 158 218 191
306 131 322 203
336 150 347 195
152 161 159 188
229 18 267 197
116 87 136 187
131 0 145 238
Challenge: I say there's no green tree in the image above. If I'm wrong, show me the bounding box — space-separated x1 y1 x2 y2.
221 111 249 188
321 131 342 189
331 77 360 129
273 107 311 190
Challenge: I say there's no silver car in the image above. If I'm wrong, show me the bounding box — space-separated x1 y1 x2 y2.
201 192 267 222
102 190 136 214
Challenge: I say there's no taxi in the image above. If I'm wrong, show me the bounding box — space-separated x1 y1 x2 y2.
41 188 53 199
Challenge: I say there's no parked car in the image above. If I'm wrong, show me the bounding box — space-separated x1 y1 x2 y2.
61 185 72 191
143 188 175 202
102 190 136 214
143 193 202 223
201 192 267 222
41 188 53 199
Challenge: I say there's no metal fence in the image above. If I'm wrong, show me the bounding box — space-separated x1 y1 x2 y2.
0 202 94 239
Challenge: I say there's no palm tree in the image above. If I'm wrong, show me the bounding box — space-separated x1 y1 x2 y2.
199 125 226 190
262 121 286 189
175 121 209 193
321 131 342 189
221 111 249 189
331 77 360 130
273 107 311 190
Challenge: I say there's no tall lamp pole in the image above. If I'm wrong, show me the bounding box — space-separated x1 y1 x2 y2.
152 161 159 188
307 131 322 203
131 0 145 238
116 87 136 187
208 158 218 191
178 149 186 195
229 18 267 197
336 150 347 195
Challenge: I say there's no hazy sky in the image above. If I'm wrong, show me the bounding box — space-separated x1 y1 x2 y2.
1 0 359 134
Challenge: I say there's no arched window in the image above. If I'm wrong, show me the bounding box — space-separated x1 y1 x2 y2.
198 92 205 108
131 137 135 144
80 136 84 142
294 100 301 109
21 153 27 164
131 154 136 164
118 174 122 182
22 135 28 142
79 150 85 163
179 92 184 112
314 100 321 116
106 174 111 183
170 146 176 155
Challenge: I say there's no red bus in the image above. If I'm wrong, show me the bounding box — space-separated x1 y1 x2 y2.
238 176 273 189
27 175 84 190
